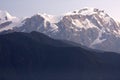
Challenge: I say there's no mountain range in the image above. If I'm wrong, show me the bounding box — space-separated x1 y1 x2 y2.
0 8 120 52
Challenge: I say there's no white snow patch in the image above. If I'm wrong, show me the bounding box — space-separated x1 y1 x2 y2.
43 20 47 28
90 28 106 47
65 10 79 15
72 18 97 29
86 19 97 28
72 19 82 27
80 8 96 15
50 24 58 29
65 7 100 16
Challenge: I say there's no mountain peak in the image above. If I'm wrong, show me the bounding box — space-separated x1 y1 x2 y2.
0 10 16 23
65 7 108 17
33 13 63 23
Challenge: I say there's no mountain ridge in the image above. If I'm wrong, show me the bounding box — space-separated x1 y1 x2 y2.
0 7 120 52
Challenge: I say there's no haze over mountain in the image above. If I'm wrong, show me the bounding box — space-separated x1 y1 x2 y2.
0 31 120 80
0 7 120 52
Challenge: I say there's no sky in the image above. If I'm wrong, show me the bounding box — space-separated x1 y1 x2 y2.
0 0 120 20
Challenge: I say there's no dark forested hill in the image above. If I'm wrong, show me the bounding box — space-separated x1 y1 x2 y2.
0 32 120 80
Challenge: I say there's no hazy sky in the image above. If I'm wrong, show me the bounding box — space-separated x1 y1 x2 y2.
0 0 120 20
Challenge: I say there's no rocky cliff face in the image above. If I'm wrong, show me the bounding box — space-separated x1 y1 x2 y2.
1 8 120 52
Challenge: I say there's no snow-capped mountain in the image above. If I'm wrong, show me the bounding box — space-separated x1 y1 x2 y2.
1 8 120 52
0 10 21 32
56 8 120 52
